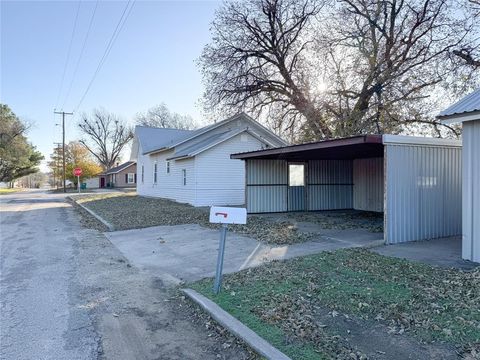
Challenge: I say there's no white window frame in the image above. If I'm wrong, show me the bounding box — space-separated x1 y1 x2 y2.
127 173 135 184
153 162 158 184
166 161 170 174
182 169 186 186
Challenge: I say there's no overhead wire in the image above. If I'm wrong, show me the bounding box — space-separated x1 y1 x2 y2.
61 0 100 110
74 0 136 113
54 0 82 110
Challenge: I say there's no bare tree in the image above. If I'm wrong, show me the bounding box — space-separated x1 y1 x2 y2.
201 0 478 141
135 103 197 129
319 0 478 137
78 109 133 170
452 0 480 69
200 0 331 138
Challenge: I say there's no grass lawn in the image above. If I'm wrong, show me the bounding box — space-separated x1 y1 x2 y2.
190 249 480 360
0 188 21 195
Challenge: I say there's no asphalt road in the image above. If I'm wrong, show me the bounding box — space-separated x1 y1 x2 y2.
0 190 254 360
0 190 99 360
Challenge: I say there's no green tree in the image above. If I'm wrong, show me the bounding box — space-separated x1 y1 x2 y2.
48 142 103 188
0 104 43 184
64 141 102 187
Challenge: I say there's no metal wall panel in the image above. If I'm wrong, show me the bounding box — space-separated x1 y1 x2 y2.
308 185 353 210
462 120 480 262
307 160 353 210
288 186 305 211
385 144 462 244
353 158 384 212
246 159 287 212
247 159 287 184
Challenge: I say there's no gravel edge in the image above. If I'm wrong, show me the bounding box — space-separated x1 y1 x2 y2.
67 196 115 231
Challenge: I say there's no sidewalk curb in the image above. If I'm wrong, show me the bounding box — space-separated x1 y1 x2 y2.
67 196 115 231
182 288 292 360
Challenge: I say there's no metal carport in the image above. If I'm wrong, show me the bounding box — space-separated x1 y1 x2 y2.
232 134 462 245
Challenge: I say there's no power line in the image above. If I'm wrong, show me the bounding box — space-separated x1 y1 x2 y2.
61 0 100 110
54 0 82 110
74 0 135 112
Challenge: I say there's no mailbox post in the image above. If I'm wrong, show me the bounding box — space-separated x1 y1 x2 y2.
209 206 247 294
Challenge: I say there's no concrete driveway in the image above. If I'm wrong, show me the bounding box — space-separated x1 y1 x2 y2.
373 236 479 270
105 224 383 284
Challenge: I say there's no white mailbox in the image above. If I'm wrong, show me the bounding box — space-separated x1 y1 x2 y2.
209 206 247 225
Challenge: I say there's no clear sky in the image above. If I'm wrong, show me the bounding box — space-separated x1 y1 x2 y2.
1 0 221 171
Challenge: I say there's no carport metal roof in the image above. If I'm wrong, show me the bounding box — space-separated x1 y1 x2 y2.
231 135 384 160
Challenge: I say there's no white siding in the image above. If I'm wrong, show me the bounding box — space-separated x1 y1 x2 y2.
353 158 384 212
84 177 99 189
194 132 266 206
137 148 196 205
462 120 480 262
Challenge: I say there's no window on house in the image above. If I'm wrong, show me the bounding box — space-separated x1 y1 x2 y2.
166 161 170 174
182 169 186 186
141 165 144 183
154 162 158 184
127 173 135 184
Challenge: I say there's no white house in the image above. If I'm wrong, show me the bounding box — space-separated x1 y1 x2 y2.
130 113 288 206
438 88 480 263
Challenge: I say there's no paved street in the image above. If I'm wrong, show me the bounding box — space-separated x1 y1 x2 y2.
0 190 98 360
0 190 252 360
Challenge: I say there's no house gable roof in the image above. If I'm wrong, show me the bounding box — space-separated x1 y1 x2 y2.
136 112 288 157
102 161 136 175
166 128 274 160
135 126 194 154
437 88 480 123
162 112 286 151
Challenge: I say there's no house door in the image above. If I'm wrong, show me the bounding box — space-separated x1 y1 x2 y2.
100 177 105 188
288 163 306 211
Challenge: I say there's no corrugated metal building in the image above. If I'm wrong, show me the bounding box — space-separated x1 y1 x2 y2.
438 88 480 263
232 135 462 245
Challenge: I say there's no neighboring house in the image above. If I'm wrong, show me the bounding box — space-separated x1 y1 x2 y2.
131 113 288 206
231 134 462 245
438 88 480 263
99 161 137 188
84 177 99 189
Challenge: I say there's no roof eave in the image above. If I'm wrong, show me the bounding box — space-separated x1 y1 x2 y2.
231 135 381 159
143 147 169 156
437 110 480 124
166 155 193 161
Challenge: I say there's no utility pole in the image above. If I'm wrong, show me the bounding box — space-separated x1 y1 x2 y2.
54 111 73 193
54 142 62 190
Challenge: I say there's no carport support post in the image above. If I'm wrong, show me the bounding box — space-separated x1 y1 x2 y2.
213 224 228 294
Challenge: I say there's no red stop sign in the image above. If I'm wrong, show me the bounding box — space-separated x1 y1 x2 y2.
73 167 82 177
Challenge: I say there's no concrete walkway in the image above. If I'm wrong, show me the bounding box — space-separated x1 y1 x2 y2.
373 236 479 270
105 224 383 284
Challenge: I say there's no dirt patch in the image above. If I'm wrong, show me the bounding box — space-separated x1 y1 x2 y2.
70 202 258 359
